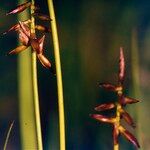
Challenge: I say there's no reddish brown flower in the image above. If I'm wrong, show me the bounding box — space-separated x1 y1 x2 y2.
35 25 51 33
120 109 135 128
119 126 140 148
99 83 116 91
95 103 115 111
6 1 31 15
90 114 116 124
32 13 51 21
120 96 140 105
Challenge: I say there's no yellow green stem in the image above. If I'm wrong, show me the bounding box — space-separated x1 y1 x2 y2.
3 121 14 150
47 0 66 149
114 103 121 150
31 0 43 149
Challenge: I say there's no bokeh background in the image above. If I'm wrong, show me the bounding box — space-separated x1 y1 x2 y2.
0 0 150 149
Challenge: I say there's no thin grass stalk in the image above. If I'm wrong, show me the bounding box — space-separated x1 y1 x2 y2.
31 0 43 149
47 0 66 149
3 121 14 150
131 29 142 148
18 0 37 148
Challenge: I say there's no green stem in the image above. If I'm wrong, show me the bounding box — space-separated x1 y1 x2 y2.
30 0 43 149
3 121 14 150
47 0 66 149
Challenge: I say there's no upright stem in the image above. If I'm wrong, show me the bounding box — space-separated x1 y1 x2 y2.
31 1 43 149
47 0 66 150
114 103 121 150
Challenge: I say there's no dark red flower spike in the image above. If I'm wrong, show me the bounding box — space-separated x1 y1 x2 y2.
91 48 140 149
119 47 125 84
119 126 140 148
6 1 31 15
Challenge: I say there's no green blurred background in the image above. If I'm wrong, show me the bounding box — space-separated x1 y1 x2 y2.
0 0 150 149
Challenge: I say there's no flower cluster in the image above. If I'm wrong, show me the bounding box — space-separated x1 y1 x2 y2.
90 48 140 149
4 1 54 72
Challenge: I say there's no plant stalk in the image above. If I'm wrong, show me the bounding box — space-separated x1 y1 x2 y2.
31 0 43 149
3 121 14 150
47 0 66 149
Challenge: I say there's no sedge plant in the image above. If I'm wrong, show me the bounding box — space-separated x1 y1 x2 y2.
3 0 65 149
90 48 140 150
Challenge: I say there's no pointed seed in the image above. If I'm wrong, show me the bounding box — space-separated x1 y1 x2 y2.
119 126 140 148
95 103 115 111
6 2 31 15
8 45 28 55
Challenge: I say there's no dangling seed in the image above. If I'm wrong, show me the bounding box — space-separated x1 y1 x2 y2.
119 126 140 148
32 13 51 21
35 25 51 33
37 54 51 68
120 109 136 128
8 45 28 55
6 1 31 15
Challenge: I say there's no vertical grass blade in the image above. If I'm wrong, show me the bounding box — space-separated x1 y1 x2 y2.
31 0 43 149
47 0 66 149
18 0 42 149
3 121 14 150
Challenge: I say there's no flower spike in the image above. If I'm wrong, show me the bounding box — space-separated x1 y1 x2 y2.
119 47 125 83
91 48 140 149
6 1 31 15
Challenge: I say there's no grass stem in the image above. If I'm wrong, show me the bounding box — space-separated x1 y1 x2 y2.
47 0 66 149
31 0 43 149
3 121 14 150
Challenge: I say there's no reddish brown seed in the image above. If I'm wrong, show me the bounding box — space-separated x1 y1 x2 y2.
3 20 31 35
6 2 31 15
8 45 28 55
90 114 116 124
38 35 45 54
120 109 135 128
95 103 115 111
35 25 51 33
19 28 29 46
119 126 140 148
32 13 51 21
119 47 125 83
99 83 116 91
37 54 51 68
120 96 140 105
113 124 119 145
19 21 30 38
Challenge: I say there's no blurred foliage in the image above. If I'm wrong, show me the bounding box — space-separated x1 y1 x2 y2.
0 0 150 149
